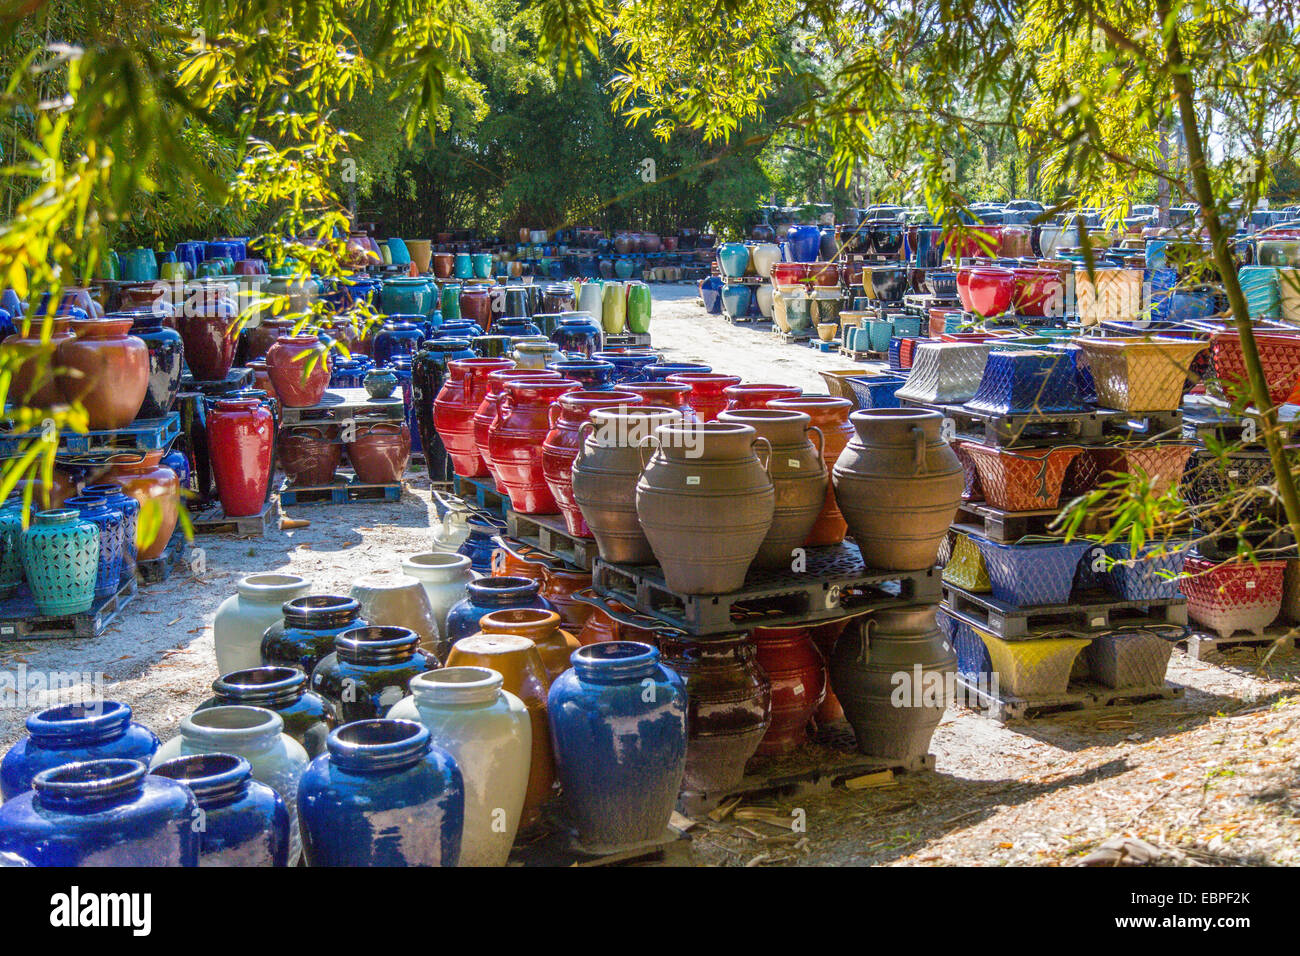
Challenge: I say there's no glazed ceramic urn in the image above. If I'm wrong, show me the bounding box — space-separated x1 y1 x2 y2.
176 288 238 381
489 377 581 513
548 642 687 853
198 666 332 760
750 625 826 755
666 372 742 423
434 358 515 478
444 576 553 654
208 397 274 517
636 420 775 594
127 312 184 419
833 409 962 571
388 666 531 866
298 719 464 867
20 508 99 615
152 705 309 865
261 594 366 676
215 574 312 674
477 608 580 684
3 315 75 406
542 390 643 537
474 368 565 483
346 420 411 484
1 701 160 799
349 573 438 652
571 407 682 564
56 316 149 428
311 625 434 723
101 450 179 560
150 754 289 866
265 335 331 408
0 759 199 866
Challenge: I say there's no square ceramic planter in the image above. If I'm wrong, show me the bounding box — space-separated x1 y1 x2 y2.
1085 627 1178 689
1180 555 1286 638
846 375 905 410
972 535 1094 607
1075 337 1207 412
819 368 870 402
979 632 1093 697
892 315 923 337
1181 449 1280 525
964 349 1085 415
950 438 985 501
1210 330 1300 407
1089 443 1196 497
895 342 994 406
1102 538 1193 602
942 532 992 592
866 318 895 352
959 442 1083 512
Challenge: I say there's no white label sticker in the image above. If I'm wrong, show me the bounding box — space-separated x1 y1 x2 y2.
1246 580 1256 589
787 459 800 469
1228 470 1239 479
686 476 700 486
1090 616 1106 627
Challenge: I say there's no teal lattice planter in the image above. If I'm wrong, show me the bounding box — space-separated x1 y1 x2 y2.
0 501 24 599
19 510 100 615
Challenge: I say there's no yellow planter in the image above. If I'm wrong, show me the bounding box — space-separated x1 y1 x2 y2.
942 533 992 592
979 633 1092 698
1076 337 1206 412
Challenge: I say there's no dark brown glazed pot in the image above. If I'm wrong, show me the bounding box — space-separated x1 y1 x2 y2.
717 409 827 569
459 286 492 326
769 396 855 547
832 409 963 571
264 334 331 408
279 424 342 485
659 634 771 793
56 317 150 429
345 419 410 483
243 318 296 362
751 625 826 756
635 420 775 595
176 291 239 382
432 253 454 279
570 408 682 565
4 317 75 407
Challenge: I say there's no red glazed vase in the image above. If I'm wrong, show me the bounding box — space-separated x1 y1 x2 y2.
623 383 698 423
346 420 411 483
750 625 826 756
207 398 274 517
488 378 580 513
176 292 238 381
1010 267 1065 317
769 396 854 546
459 286 492 327
963 268 1015 318
722 383 804 411
56 317 150 429
666 372 742 423
100 451 178 560
279 424 342 486
265 335 331 408
541 389 643 537
433 358 514 478
474 369 564 483
771 262 814 285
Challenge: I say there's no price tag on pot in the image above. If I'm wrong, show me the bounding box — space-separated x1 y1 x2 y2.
1228 469 1239 479
1246 580 1256 589
1090 615 1106 628
685 475 700 486
825 584 841 609
788 459 800 469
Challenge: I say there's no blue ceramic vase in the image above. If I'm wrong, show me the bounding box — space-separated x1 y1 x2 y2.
330 357 374 388
547 359 616 390
61 495 125 601
550 315 602 357
260 595 367 676
373 319 426 366
548 642 687 853
785 225 822 263
455 517 505 574
82 482 140 588
0 498 24 598
20 509 100 615
445 575 552 644
298 719 464 866
590 350 659 384
310 626 434 723
643 361 712 381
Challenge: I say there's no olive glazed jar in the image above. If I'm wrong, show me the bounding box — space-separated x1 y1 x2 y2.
297 719 465 867
636 420 775 594
832 408 963 571
0 758 199 866
310 625 434 723
388 666 531 866
1 701 160 799
547 642 687 854
260 595 366 676
197 666 332 759
149 754 289 867
214 573 312 674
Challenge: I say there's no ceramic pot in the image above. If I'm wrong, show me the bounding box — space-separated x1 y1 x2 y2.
261 595 366 676
152 705 308 865
278 424 342 486
208 398 274 517
625 282 652 334
576 599 661 647
3 316 75 406
830 606 954 760
537 566 596 631
150 754 288 866
445 576 553 652
243 318 296 362
0 759 198 866
623 383 698 423
659 635 770 793
55 317 149 428
548 642 687 853
490 538 548 584
311 625 434 722
833 409 962 570
264 335 330 408
413 339 475 482
718 409 827 568
636 421 775 594
546 359 616 390
489 378 581 513
445 634 554 828
79 482 138 588
456 517 503 574
477 608 579 684
750 626 825 755
198 666 331 759
807 619 849 721
542 390 643 537
400 552 476 649
388 667 530 866
298 719 463 866
665 373 743 423
61 495 125 602
473 369 564 483
20 509 99 615
722 383 804 410
408 240 434 273
434 358 515 477
786 224 821 263
176 292 238 381
551 314 602 357
600 282 627 334
0 701 160 800
101 450 179 560
342 419 409 484
348 573 438 654
571 408 683 564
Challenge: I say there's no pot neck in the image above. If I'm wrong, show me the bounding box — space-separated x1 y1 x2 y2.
27 701 132 749
212 666 307 708
466 576 540 607
571 641 660 683
325 719 431 774
282 595 361 629
236 573 309 606
33 759 149 813
410 666 503 708
335 626 420 665
180 705 284 755
149 753 251 808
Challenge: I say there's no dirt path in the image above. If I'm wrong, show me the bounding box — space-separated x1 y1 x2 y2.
2 282 1296 866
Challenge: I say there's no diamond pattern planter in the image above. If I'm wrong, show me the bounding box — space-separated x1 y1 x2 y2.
1103 538 1193 601
1085 627 1178 689
1210 331 1300 407
950 439 985 501
1180 555 1286 638
960 443 1082 512
1089 443 1196 497
1076 337 1207 412
979 633 1093 697
939 611 995 681
964 349 1085 415
973 535 1094 607
942 532 992 592
896 342 994 405
845 375 905 410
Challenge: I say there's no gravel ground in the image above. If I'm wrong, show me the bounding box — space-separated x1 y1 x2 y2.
3 282 1297 866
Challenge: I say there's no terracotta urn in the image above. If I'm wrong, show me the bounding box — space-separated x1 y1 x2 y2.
4 316 75 407
769 396 855 546
56 317 149 428
278 424 342 486
577 599 661 647
345 420 411 484
537 567 595 631
722 383 803 411
265 335 331 408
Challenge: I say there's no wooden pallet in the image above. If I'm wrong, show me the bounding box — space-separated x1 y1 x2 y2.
279 388 405 426
1 412 181 458
452 473 510 518
277 476 403 507
1180 625 1299 660
955 675 1183 722
909 400 1184 447
0 578 137 641
189 499 277 537
505 510 601 571
594 542 943 635
942 583 1188 640
136 534 190 585
678 723 933 816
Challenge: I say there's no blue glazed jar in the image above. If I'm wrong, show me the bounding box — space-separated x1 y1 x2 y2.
160 449 192 492
330 356 373 388
456 517 506 574
445 575 552 644
81 483 140 587
310 626 434 723
298 719 464 866
0 497 24 599
120 311 183 419
198 666 332 760
1 701 161 799
20 508 100 615
550 315 602 357
150 753 289 866
386 238 411 266
494 316 542 338
373 319 426 366
590 350 659 384
435 319 484 339
261 595 367 676
699 275 724 314
61 495 125 601
548 642 687 853
786 224 822 263
643 361 712 381
0 758 198 866
453 253 474 280
547 359 616 390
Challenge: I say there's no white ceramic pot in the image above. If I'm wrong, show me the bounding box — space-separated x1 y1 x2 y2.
577 283 602 318
388 667 531 866
349 574 438 655
749 243 782 278
213 573 311 675
431 509 472 553
755 283 774 318
401 552 477 643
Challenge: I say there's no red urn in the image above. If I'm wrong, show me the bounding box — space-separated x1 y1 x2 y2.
541 390 643 537
207 397 274 517
176 289 238 382
488 377 580 513
623 383 698 423
722 382 804 411
751 624 827 756
666 372 742 423
264 335 331 408
433 358 514 478
769 396 854 546
473 369 564 483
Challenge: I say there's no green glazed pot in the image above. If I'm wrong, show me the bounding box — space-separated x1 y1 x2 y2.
20 509 99 615
383 277 436 317
0 501 24 599
441 284 462 322
625 282 652 334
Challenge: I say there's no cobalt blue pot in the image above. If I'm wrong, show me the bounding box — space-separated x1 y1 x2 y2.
643 362 712 381
0 307 13 341
81 483 140 587
1 701 160 799
150 753 289 866
445 575 552 644
434 320 484 340
972 536 1094 607
699 276 724 314
785 224 822 263
298 719 464 866
844 374 905 409
550 315 602 357
455 517 505 574
494 317 542 338
329 356 374 388
939 611 995 682
122 311 183 419
0 758 198 866
261 595 367 676
547 359 616 390
373 319 425 365
590 350 659 384
310 626 434 723
964 349 1085 416
61 495 126 601
161 449 191 491
548 642 687 853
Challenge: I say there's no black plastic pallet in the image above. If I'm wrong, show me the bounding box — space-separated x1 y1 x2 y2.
505 510 601 571
955 674 1183 722
0 412 181 458
1191 526 1297 561
278 388 405 426
1180 625 1299 660
0 578 137 641
452 473 510 519
136 534 191 585
189 499 276 536
593 542 943 635
602 331 653 349
942 583 1188 640
277 476 402 506
910 400 1183 447
952 502 1090 543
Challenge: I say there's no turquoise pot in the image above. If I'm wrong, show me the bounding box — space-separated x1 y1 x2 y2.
121 247 158 283
440 284 462 322
721 283 752 318
20 509 99 615
453 254 473 280
472 254 492 279
1239 265 1279 319
717 243 750 278
387 239 411 266
867 318 895 352
383 278 436 317
0 501 23 599
614 259 635 280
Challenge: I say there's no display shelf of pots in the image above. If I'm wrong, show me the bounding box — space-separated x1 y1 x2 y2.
0 412 181 459
277 387 405 426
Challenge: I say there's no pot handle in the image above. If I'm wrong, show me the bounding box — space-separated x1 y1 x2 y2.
569 588 688 640
548 404 562 428
858 617 874 664
807 424 825 463
637 434 660 470
911 426 927 474
576 420 595 449
752 436 772 473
